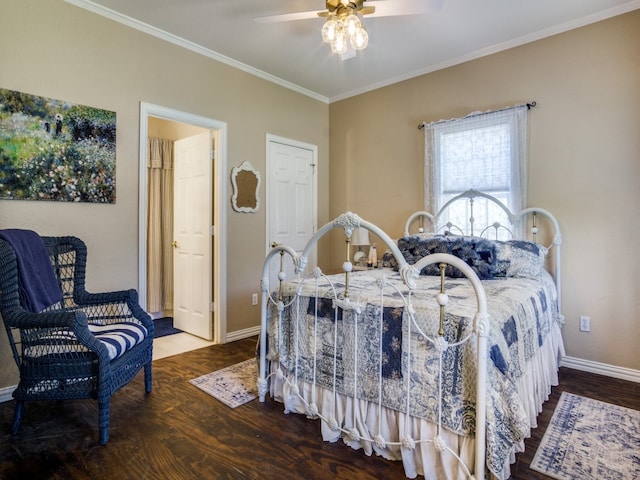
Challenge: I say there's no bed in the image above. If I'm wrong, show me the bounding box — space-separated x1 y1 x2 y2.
257 189 565 480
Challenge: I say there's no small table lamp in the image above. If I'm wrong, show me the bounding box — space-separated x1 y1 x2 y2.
351 227 370 265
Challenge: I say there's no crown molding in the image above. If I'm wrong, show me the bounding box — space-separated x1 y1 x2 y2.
65 0 640 104
64 0 329 104
329 0 640 102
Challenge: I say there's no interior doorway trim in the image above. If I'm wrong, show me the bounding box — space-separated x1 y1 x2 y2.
138 102 228 344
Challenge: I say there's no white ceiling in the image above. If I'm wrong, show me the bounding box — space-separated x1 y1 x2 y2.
66 0 640 102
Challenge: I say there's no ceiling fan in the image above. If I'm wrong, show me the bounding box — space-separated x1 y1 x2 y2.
255 0 443 57
255 0 443 24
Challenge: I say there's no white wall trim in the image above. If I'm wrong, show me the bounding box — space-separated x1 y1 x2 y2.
561 355 640 383
0 385 15 403
225 325 260 343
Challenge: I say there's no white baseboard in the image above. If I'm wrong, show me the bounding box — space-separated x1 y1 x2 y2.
225 325 260 343
561 356 640 383
0 385 15 403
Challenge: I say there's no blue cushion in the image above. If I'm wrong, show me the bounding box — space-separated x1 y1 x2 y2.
397 234 506 279
396 234 546 279
89 322 148 360
494 239 546 277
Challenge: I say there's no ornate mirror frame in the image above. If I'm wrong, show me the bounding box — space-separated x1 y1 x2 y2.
231 161 261 213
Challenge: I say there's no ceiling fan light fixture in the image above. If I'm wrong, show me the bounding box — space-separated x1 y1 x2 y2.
344 13 361 36
321 17 340 43
350 24 368 50
330 29 349 55
322 7 369 55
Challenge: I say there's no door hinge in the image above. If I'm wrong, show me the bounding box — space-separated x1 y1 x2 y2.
210 301 215 312
210 225 215 236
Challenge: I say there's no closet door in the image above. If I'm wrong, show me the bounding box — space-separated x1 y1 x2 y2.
267 137 317 287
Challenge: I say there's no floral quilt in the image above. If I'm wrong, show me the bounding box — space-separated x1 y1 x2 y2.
267 268 562 476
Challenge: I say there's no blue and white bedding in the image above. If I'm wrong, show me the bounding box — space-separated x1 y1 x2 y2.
266 267 564 479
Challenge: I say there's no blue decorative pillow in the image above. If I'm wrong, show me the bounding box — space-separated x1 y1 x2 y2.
396 235 507 279
494 240 547 277
396 234 546 279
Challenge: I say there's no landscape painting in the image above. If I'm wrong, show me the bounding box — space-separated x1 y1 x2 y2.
0 87 116 203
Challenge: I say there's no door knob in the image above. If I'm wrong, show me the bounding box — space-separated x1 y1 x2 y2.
171 241 179 248
271 241 279 248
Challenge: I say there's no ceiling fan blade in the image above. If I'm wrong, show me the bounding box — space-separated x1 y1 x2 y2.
254 0 442 25
254 10 321 24
366 0 443 17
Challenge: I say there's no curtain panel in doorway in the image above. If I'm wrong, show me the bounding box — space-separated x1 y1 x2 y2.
147 137 174 313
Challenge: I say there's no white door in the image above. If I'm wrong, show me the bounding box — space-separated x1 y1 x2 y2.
267 138 317 287
173 132 213 340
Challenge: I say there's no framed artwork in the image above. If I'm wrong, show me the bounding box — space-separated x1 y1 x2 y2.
0 87 116 203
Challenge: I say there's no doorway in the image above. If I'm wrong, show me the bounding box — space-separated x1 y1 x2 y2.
138 103 228 345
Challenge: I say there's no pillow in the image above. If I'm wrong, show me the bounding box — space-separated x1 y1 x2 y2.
494 240 547 278
396 235 547 279
396 234 505 279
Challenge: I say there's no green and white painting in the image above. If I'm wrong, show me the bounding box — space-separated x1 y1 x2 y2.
0 87 116 203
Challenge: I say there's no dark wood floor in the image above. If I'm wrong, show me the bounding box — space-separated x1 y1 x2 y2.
0 337 638 479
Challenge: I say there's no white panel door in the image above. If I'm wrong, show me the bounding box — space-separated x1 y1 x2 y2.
173 132 213 340
268 139 316 286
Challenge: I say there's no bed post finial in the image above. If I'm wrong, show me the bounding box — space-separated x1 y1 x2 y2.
334 211 362 238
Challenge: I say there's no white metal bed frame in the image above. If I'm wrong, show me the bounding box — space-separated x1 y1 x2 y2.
258 189 562 479
404 189 563 310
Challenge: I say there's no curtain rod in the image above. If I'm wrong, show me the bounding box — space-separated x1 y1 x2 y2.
417 101 536 130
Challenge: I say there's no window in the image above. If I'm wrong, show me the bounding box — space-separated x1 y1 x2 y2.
423 105 528 238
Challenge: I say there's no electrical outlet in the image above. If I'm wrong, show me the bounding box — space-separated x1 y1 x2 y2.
252 293 258 306
579 315 591 332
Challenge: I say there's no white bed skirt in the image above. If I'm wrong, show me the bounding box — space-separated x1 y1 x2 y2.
267 322 565 480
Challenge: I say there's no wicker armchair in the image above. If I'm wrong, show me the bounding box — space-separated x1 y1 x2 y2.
0 235 153 445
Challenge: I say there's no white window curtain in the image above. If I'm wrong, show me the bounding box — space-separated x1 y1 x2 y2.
423 105 529 218
147 137 174 314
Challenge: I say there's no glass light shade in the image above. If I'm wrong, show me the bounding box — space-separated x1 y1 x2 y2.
351 25 368 50
321 18 339 44
344 14 360 36
331 29 348 55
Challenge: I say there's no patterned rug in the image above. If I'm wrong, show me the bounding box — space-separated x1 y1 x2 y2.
531 392 640 480
189 359 258 408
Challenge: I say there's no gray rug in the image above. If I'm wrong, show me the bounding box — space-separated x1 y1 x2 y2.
189 359 258 408
531 392 640 480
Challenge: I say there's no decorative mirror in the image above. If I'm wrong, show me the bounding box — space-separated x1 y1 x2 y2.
231 161 261 213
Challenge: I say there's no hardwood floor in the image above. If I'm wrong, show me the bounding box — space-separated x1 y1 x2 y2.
0 337 638 480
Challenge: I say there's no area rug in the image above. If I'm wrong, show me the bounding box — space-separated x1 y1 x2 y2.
153 317 182 338
531 392 640 480
189 359 258 408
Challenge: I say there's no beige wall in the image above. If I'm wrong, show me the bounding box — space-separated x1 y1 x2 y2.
0 0 329 388
329 10 640 371
0 0 637 393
